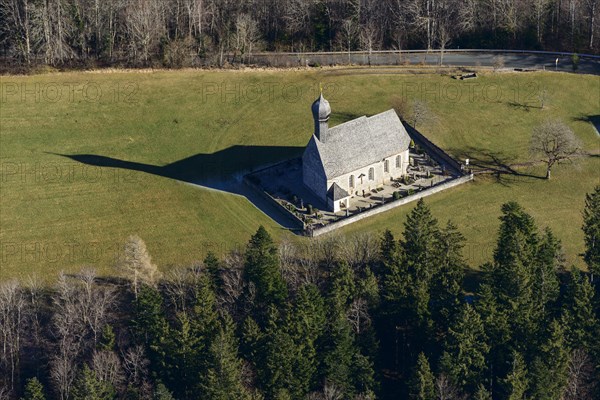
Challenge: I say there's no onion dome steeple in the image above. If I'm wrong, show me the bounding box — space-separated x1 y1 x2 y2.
312 90 331 142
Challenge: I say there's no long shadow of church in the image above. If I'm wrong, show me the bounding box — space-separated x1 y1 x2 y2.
54 145 305 230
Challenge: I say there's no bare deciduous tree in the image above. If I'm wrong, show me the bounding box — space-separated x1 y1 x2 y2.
279 239 303 292
530 119 582 179
91 350 123 391
313 235 341 268
338 19 357 64
564 349 597 399
0 0 34 63
435 374 463 400
125 0 166 64
348 298 371 334
163 266 202 313
217 250 245 315
233 13 262 63
307 382 344 400
51 273 85 400
79 268 117 346
0 280 25 393
359 22 379 66
122 345 149 385
116 235 161 298
23 275 46 378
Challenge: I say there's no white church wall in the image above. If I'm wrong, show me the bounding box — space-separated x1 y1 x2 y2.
327 150 409 198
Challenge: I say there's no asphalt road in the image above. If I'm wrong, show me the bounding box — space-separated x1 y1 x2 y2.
250 50 600 74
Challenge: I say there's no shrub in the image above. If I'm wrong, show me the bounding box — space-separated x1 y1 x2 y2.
306 204 313 214
393 191 401 200
571 53 580 70
407 188 414 196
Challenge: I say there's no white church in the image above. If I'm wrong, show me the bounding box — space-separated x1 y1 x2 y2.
302 93 412 212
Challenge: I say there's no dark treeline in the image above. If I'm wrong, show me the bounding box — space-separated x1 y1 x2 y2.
1 186 600 400
0 0 599 70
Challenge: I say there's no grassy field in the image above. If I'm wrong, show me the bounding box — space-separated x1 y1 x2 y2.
0 68 598 279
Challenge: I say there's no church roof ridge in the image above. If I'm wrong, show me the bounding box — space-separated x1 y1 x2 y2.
305 108 411 179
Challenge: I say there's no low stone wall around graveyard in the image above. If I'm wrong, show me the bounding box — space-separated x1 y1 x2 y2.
308 173 473 237
404 123 465 175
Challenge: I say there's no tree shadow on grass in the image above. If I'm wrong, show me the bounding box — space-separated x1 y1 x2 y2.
448 145 545 186
51 145 306 230
506 101 541 112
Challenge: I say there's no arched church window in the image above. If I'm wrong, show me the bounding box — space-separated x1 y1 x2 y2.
396 155 401 168
368 167 374 181
384 159 389 173
349 175 355 188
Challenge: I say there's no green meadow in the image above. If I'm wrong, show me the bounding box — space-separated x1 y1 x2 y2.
0 68 598 279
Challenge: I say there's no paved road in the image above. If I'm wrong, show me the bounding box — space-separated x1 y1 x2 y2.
249 50 600 74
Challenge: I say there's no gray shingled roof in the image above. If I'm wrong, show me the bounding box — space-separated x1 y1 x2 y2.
304 109 411 179
327 182 350 200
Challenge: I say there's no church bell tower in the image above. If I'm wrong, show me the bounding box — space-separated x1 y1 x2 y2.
312 92 331 142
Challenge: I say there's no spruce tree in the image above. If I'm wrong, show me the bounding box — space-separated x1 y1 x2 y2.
165 275 219 398
564 269 597 350
430 221 465 337
132 284 169 379
153 383 175 400
401 198 440 281
288 284 326 397
244 226 288 312
201 314 252 400
410 353 435 400
475 282 511 393
493 202 539 275
98 324 116 351
474 385 492 400
530 318 571 400
401 199 440 350
502 351 528 400
440 303 489 393
164 312 203 398
532 227 562 316
240 316 264 365
321 313 358 397
490 202 540 350
380 229 398 273
582 186 600 280
328 260 356 311
21 377 45 400
71 365 116 400
259 306 295 398
204 251 223 289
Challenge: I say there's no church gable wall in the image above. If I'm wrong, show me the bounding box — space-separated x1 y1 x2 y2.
302 150 327 202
